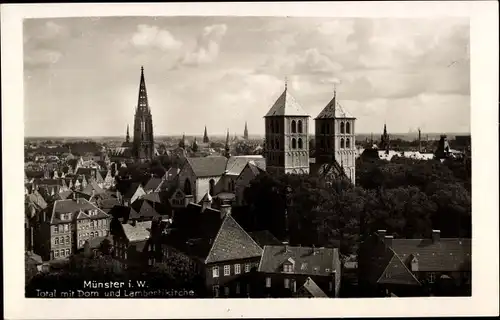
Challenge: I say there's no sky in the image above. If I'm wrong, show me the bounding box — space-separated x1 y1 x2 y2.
24 16 470 137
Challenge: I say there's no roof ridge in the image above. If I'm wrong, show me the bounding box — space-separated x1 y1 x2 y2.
204 215 227 264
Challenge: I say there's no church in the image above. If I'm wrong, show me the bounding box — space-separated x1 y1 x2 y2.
110 66 158 162
263 81 357 184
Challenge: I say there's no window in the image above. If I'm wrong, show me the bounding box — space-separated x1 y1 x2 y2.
55 237 59 245
54 225 59 234
234 264 241 275
275 138 279 150
292 138 297 149
55 250 59 257
265 277 271 288
270 121 274 133
340 122 345 134
60 236 64 244
346 138 351 148
65 236 70 243
329 281 333 292
245 263 251 273
275 120 279 133
90 232 94 238
235 282 240 295
346 122 351 134
209 179 215 196
224 265 231 276
224 286 230 296
213 285 220 298
284 278 290 289
212 266 219 278
298 138 303 149
428 272 436 283
326 123 331 134
61 250 65 257
64 224 69 232
291 280 296 292
291 120 297 133
298 120 303 133
103 219 107 226
283 264 293 273
340 138 345 149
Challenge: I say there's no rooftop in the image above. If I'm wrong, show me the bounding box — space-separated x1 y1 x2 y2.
264 88 310 117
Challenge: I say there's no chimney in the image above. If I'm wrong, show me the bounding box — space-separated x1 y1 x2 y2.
220 204 231 219
184 194 194 207
377 229 386 241
432 230 440 243
384 235 393 247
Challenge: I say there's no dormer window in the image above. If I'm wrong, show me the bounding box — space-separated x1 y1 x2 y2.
411 256 419 272
283 263 293 273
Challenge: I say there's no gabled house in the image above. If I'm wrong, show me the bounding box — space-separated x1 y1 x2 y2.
113 221 152 269
296 277 328 298
257 245 342 298
33 197 111 261
153 204 263 297
358 230 471 297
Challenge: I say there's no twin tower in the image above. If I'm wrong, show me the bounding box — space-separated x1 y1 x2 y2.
264 82 356 183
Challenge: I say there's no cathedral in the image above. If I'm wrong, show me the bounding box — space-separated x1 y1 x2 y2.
111 67 157 162
263 82 357 184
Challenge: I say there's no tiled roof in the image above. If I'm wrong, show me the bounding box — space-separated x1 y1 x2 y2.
130 199 163 220
141 192 162 204
50 198 108 224
390 238 471 272
205 215 263 263
143 177 163 192
123 182 142 199
25 170 45 179
258 245 339 276
377 253 421 286
122 221 152 242
225 156 264 176
264 88 309 117
26 191 48 210
248 230 281 248
315 95 355 119
55 190 73 200
80 179 105 196
247 160 267 176
98 198 121 212
186 156 228 178
301 277 328 297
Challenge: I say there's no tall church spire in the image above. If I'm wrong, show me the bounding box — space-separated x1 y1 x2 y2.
203 125 209 143
137 65 149 114
133 66 154 161
243 121 249 140
126 124 130 143
224 129 231 158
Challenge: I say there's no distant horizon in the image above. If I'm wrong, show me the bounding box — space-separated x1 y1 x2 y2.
24 131 471 139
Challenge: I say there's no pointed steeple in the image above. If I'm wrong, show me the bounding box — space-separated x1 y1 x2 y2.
224 129 231 158
243 121 249 140
179 133 186 149
203 125 209 143
126 124 130 143
137 66 149 114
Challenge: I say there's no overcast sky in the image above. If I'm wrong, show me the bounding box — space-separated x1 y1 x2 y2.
24 16 470 137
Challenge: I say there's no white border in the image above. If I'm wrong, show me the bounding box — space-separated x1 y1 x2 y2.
2 2 499 319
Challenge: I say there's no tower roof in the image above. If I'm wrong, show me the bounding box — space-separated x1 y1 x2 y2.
136 66 150 114
264 87 309 117
315 92 355 120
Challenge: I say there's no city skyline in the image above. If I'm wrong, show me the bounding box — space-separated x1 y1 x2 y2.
24 16 470 137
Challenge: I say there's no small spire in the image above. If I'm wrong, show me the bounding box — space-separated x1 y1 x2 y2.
141 65 144 73
284 76 288 90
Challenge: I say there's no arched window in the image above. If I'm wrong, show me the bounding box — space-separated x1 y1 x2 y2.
275 138 280 149
326 123 331 134
320 123 325 134
270 139 275 149
298 120 303 133
340 122 345 134
209 179 215 196
275 120 279 133
340 138 345 148
65 236 70 243
55 237 59 245
291 120 297 133
292 138 297 149
346 138 351 148
184 178 192 195
346 122 351 134
60 236 64 244
270 121 274 133
298 138 303 149
320 139 325 149
326 139 330 149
